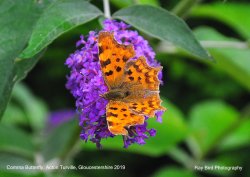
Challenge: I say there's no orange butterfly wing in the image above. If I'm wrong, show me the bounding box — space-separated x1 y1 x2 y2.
123 57 166 118
106 100 144 135
98 31 135 89
127 93 166 118
98 31 166 135
124 56 162 91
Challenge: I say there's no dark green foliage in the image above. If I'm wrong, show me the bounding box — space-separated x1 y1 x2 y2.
0 0 249 177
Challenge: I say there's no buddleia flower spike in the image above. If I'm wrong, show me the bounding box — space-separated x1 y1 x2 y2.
66 19 166 148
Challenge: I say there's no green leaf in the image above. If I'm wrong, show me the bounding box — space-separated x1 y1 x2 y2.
218 118 250 151
0 171 44 177
0 153 34 171
191 3 250 39
188 100 238 157
203 150 248 177
0 51 44 119
0 0 48 119
83 99 188 157
0 153 48 176
0 0 42 60
41 118 79 161
10 83 48 131
20 0 103 59
110 0 134 8
194 27 250 90
0 124 35 159
0 171 43 177
111 0 159 8
152 167 198 177
138 0 160 6
113 5 212 61
1 102 28 125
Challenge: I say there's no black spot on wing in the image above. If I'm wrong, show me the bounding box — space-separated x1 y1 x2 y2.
99 47 103 54
148 101 154 107
108 121 114 126
101 58 111 67
105 70 113 76
128 76 134 81
116 66 122 72
123 56 129 62
134 64 141 72
110 107 118 110
130 113 135 117
127 69 132 75
141 107 147 112
110 112 118 117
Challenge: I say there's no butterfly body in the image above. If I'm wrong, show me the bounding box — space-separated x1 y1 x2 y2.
98 31 166 135
102 89 130 101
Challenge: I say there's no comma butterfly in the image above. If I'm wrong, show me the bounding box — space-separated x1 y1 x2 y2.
98 31 166 135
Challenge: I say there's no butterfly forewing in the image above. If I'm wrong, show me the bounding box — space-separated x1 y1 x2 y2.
124 56 162 91
127 93 166 117
98 32 135 89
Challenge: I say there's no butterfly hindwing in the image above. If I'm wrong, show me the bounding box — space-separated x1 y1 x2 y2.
127 93 166 117
106 100 144 135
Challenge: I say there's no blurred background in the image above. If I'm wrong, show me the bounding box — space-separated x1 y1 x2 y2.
0 0 250 177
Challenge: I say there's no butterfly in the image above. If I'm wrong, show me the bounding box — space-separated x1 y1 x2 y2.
98 31 166 135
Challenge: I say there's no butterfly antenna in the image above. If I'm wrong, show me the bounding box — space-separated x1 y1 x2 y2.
80 97 102 112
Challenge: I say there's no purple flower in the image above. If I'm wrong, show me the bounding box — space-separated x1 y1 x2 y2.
65 19 164 148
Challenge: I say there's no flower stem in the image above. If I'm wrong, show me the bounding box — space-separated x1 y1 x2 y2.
168 146 195 169
103 0 111 19
172 0 201 18
59 125 82 162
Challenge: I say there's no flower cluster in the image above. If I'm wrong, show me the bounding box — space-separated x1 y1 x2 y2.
65 19 164 148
